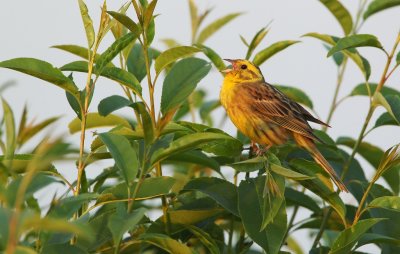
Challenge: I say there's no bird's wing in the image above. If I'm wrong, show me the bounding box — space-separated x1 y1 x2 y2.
240 81 318 140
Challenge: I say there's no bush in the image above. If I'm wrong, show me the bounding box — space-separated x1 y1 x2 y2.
1 0 400 253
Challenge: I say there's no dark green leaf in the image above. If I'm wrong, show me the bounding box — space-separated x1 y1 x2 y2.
42 244 88 254
374 112 399 128
328 34 383 57
166 150 220 173
196 13 242 44
238 177 287 254
66 91 82 119
185 225 221 254
330 218 385 254
131 102 154 145
78 0 95 48
155 46 201 74
49 193 98 218
253 40 300 66
107 11 140 33
183 177 239 216
127 44 157 82
161 57 211 114
285 187 320 213
99 133 138 186
357 233 400 248
318 0 353 35
51 44 100 61
139 233 192 254
368 196 400 212
0 58 78 95
385 95 400 123
98 95 132 116
364 0 400 20
350 83 400 97
197 44 226 71
275 85 314 109
68 113 130 134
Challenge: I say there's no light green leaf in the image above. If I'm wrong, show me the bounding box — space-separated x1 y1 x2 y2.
161 57 211 114
99 133 138 186
17 116 60 146
61 61 141 95
228 156 266 172
253 40 300 66
368 196 400 212
319 0 353 35
0 58 78 96
196 13 241 44
303 33 371 80
328 34 383 57
68 113 130 134
364 0 400 20
2 99 16 161
78 0 95 48
246 27 270 60
51 44 100 61
167 209 222 225
98 95 132 116
155 46 202 74
330 218 385 254
143 0 158 29
107 11 140 33
197 44 226 71
271 164 315 180
275 85 314 109
183 177 239 216
139 233 192 254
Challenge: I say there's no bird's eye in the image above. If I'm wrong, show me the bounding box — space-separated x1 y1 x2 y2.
241 64 247 69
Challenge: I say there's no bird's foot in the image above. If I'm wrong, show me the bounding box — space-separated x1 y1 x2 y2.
250 142 271 156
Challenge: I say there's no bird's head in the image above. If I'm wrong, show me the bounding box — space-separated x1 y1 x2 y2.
222 59 264 83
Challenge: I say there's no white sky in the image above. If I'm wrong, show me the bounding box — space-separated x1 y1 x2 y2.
1 0 399 252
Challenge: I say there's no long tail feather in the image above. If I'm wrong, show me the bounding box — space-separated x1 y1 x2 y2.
293 133 349 192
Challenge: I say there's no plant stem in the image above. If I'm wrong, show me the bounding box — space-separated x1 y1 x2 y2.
353 179 374 224
311 208 333 249
282 187 305 245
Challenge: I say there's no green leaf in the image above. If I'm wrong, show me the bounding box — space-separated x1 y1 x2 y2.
48 193 98 218
41 244 88 254
98 95 132 116
127 44 158 82
228 156 266 172
350 83 400 97
385 95 400 123
364 0 400 20
0 58 78 95
183 177 239 216
184 225 221 254
107 11 140 33
68 113 130 134
51 44 100 61
270 163 315 180
246 27 270 60
318 0 353 35
196 13 241 44
108 206 146 250
78 0 95 48
289 159 347 225
330 218 385 254
368 196 400 212
397 50 400 65
166 150 220 173
328 34 383 57
17 116 60 146
95 32 139 74
374 112 398 128
139 233 192 254
66 91 82 119
303 33 371 80
131 102 154 145
151 132 238 165
160 57 211 114
99 133 138 186
275 85 314 109
167 209 223 225
2 98 16 161
143 0 157 29
238 177 287 254
197 44 226 71
253 40 300 66
285 187 320 213
357 233 400 248
61 61 141 95
155 46 202 74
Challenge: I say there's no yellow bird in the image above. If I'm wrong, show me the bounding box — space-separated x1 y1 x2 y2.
220 59 348 192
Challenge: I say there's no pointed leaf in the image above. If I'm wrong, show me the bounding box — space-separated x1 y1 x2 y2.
127 44 159 82
78 0 95 48
155 46 202 74
185 225 220 254
143 0 158 29
99 133 138 186
17 116 60 145
328 34 383 57
107 11 140 33
318 0 353 35
374 112 398 128
364 0 400 20
2 99 16 161
350 83 400 97
271 163 315 180
139 233 192 254
246 27 270 59
228 156 266 172
197 44 226 71
98 95 132 116
160 57 211 114
196 13 241 44
68 113 130 134
0 58 78 95
253 40 300 66
330 218 385 254
285 187 320 213
183 177 239 216
52 44 100 61
368 196 400 212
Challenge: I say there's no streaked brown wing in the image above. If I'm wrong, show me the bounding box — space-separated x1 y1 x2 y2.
240 81 318 140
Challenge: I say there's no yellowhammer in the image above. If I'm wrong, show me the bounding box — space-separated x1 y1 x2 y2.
220 59 348 192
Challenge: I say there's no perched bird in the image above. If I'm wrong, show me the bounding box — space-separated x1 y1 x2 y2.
220 59 348 192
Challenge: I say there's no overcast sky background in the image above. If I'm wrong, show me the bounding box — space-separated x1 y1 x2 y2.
1 0 399 252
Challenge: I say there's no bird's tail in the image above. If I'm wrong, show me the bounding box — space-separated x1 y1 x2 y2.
293 133 349 192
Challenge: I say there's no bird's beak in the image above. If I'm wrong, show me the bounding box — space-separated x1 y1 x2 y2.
221 59 235 74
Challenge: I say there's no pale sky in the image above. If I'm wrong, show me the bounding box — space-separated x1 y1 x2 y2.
1 0 399 252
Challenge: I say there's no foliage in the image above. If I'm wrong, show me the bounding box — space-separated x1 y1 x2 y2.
1 0 400 253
